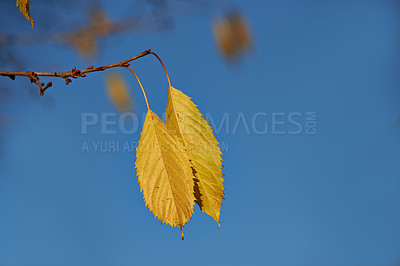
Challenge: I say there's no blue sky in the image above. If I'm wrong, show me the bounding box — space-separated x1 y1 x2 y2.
1 0 400 265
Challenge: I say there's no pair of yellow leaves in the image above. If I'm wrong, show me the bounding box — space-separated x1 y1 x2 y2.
135 86 224 239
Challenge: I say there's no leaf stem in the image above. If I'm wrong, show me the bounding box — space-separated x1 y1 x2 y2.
124 66 150 111
150 51 171 87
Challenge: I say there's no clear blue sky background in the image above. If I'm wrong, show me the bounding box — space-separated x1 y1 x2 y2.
1 0 400 265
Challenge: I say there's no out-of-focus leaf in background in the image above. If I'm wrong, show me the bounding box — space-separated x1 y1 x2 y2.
213 12 252 60
105 72 133 113
89 7 111 33
63 6 112 57
66 30 98 58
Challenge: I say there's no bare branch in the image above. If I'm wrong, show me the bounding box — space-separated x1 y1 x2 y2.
0 49 151 95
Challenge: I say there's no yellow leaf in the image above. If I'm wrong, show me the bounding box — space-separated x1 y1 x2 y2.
135 110 195 239
165 86 224 227
106 73 132 112
16 0 33 27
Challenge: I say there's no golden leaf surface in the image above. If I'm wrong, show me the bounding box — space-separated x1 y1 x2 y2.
165 86 224 226
135 110 195 238
16 0 33 27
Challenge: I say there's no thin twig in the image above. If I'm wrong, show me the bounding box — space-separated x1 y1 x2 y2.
0 49 152 95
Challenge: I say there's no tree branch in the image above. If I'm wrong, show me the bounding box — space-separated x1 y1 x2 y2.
0 49 152 95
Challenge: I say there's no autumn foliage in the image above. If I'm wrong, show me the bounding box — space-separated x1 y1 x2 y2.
11 0 226 240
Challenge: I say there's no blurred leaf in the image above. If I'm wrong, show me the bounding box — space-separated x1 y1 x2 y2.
165 86 224 226
66 30 98 57
90 7 109 26
135 110 195 239
16 0 33 27
105 73 132 112
64 7 111 58
231 14 252 51
213 12 252 60
213 17 235 58
89 7 113 36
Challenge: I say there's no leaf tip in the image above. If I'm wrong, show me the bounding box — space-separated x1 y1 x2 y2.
16 0 33 27
181 228 184 240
